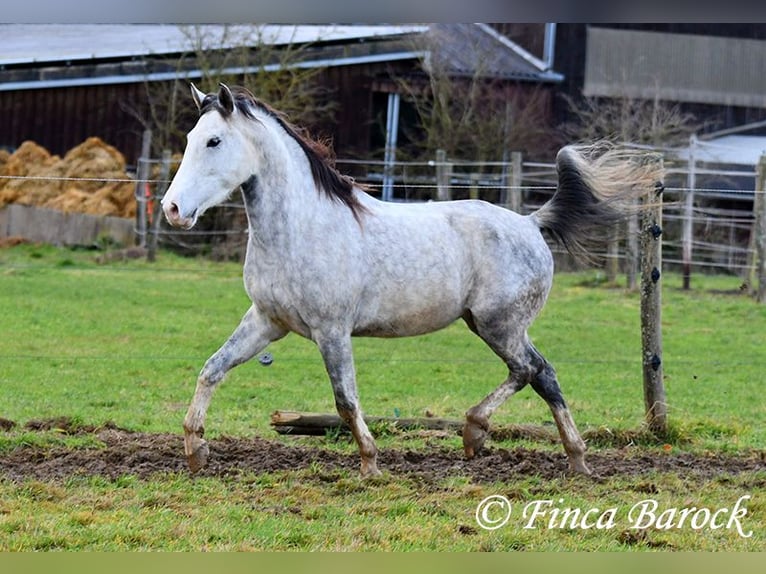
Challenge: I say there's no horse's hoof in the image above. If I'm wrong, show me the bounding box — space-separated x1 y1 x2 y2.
186 439 209 473
569 458 592 476
360 459 382 479
463 420 488 459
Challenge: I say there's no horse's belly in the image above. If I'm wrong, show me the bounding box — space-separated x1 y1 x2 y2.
352 292 463 337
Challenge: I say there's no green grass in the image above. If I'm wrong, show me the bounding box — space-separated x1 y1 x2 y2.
4 242 761 449
0 243 764 551
0 467 762 551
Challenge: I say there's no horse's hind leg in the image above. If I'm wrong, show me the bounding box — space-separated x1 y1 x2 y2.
183 306 286 472
316 333 380 478
526 344 590 475
462 345 531 459
463 321 590 474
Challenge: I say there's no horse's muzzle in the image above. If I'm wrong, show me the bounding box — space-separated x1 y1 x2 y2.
162 200 197 229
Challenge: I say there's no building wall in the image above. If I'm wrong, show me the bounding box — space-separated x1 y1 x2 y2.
553 24 766 134
0 62 415 167
0 57 555 168
0 83 149 165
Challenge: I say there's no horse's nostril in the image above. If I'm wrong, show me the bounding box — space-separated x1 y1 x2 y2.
168 202 179 218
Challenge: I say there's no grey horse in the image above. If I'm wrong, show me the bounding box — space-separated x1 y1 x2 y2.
162 83 662 477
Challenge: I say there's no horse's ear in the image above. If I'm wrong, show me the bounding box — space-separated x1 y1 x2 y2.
218 83 235 116
190 83 206 111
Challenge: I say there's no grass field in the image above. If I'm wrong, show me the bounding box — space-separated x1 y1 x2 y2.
0 243 764 550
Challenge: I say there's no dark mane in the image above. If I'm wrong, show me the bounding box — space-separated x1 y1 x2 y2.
206 86 368 221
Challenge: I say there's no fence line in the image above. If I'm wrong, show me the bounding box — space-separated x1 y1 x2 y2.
3 146 765 296
6 173 766 195
0 351 759 367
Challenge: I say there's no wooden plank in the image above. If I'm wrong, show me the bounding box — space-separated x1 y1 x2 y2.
0 204 134 247
755 155 766 303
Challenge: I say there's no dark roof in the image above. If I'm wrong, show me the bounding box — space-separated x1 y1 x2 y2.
0 23 562 91
426 24 563 83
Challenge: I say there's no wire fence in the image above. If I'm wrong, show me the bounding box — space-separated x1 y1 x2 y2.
2 148 765 288
127 151 765 286
2 151 765 380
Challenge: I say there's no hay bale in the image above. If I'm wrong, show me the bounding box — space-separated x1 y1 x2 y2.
0 141 56 180
0 137 136 218
104 180 137 217
0 141 63 208
58 137 135 217
82 188 120 217
43 187 91 213
0 149 10 173
61 137 129 193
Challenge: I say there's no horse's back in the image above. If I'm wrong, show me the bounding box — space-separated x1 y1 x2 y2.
368 198 552 276
435 200 554 306
351 198 553 337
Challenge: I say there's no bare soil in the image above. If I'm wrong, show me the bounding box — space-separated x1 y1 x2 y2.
1 418 764 484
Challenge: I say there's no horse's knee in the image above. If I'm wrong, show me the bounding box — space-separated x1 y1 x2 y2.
334 394 358 417
198 361 225 387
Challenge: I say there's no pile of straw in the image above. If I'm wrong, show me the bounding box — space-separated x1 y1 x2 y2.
0 138 135 218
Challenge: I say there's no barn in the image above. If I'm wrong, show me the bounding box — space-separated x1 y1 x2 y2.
0 24 565 168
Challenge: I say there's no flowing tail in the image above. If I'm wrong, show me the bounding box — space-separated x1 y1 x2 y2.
532 143 664 261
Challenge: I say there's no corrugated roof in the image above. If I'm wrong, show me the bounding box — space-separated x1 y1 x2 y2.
0 24 428 67
0 23 561 90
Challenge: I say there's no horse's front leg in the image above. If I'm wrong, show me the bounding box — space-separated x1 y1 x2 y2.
316 333 380 478
184 305 285 472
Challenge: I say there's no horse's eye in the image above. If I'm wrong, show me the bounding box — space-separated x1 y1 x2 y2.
207 137 221 148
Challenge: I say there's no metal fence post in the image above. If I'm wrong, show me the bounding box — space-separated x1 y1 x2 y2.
382 92 400 202
682 134 697 290
606 228 619 284
508 151 523 214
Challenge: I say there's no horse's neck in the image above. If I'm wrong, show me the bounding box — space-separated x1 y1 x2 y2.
241 137 331 249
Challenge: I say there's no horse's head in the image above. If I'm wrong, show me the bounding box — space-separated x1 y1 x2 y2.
162 83 257 229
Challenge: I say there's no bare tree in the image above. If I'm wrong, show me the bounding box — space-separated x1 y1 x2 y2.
559 91 701 147
396 27 559 163
128 25 337 157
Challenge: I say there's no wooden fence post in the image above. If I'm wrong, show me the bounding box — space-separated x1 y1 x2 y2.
146 149 172 263
469 173 480 200
640 157 667 436
508 151 523 214
755 155 766 303
134 129 152 247
435 149 452 201
682 135 697 290
626 209 639 290
605 229 619 284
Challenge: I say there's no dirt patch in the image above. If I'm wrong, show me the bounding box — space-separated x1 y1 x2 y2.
1 420 764 484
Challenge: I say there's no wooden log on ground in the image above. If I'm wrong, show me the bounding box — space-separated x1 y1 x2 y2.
270 410 560 442
270 410 461 435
